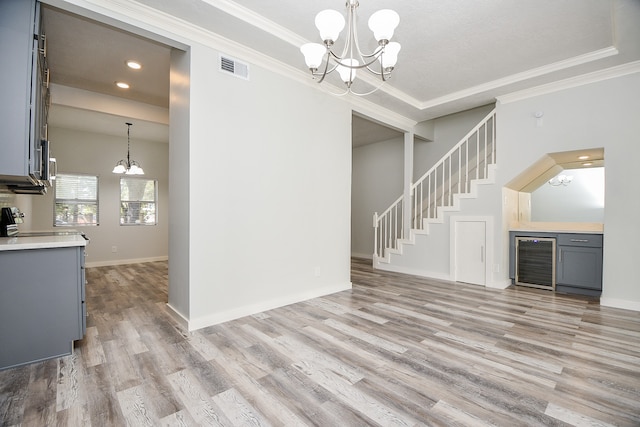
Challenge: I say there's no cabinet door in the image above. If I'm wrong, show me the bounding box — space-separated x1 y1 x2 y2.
0 246 82 369
557 246 603 290
0 0 36 178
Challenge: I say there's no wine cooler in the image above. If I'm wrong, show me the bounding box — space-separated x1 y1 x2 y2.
515 237 556 290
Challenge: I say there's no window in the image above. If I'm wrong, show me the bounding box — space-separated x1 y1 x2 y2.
54 174 99 226
120 178 157 225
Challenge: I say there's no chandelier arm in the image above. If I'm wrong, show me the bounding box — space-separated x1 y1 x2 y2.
315 50 333 83
365 59 391 81
319 84 351 97
328 50 384 70
344 80 388 97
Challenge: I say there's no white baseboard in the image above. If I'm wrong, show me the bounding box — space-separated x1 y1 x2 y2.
374 262 451 282
165 303 189 332
599 297 640 312
486 279 512 290
351 252 373 260
86 255 168 268
187 282 353 331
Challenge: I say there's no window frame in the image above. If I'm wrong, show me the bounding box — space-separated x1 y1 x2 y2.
119 177 158 226
53 173 99 227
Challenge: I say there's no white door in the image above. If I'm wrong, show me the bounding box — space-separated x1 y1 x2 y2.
455 221 486 285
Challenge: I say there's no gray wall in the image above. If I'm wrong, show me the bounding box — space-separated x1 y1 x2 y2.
351 136 404 258
351 105 497 259
168 47 190 320
531 167 605 222
414 104 496 181
497 72 640 310
27 127 170 266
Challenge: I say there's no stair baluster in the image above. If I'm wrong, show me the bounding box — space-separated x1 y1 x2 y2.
373 109 496 262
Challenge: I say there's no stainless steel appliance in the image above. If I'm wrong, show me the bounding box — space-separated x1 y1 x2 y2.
515 237 556 290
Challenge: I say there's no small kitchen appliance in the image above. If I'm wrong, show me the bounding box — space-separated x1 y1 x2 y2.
0 207 24 237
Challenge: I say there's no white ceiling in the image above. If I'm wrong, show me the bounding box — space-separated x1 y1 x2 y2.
42 0 640 144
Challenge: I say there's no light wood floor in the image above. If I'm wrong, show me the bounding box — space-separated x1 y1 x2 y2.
1 258 639 426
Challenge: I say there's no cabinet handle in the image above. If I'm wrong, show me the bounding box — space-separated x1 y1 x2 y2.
559 248 562 263
51 157 57 181
35 144 43 176
570 239 588 243
480 245 484 263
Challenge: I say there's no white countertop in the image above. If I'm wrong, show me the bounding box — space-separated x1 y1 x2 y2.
508 221 603 234
0 234 87 251
509 229 603 234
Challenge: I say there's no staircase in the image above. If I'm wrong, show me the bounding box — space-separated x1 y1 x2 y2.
373 109 497 263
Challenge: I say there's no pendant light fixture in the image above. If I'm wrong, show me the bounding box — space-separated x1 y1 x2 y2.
300 0 401 96
112 122 144 175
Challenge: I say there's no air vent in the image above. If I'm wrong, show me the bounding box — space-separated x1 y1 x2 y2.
219 54 249 80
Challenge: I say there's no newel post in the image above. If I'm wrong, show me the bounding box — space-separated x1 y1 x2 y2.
373 212 378 258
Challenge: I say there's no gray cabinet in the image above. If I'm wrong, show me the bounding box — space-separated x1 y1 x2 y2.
509 231 603 296
0 246 86 370
0 0 51 193
556 233 603 296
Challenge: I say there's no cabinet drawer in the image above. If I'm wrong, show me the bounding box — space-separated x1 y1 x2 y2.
557 233 602 248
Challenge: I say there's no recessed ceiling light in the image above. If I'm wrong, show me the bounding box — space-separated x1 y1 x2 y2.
116 81 130 89
126 60 142 70
578 155 589 160
582 162 593 166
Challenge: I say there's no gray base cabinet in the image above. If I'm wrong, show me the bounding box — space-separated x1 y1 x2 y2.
0 246 85 370
509 231 603 296
556 233 603 296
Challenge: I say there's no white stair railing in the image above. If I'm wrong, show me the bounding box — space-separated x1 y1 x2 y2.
412 109 496 229
373 195 403 259
374 109 496 260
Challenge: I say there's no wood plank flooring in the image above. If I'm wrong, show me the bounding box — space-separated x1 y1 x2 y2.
1 257 640 426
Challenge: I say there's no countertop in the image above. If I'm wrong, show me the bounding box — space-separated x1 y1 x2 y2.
0 233 87 251
509 229 603 234
508 221 603 234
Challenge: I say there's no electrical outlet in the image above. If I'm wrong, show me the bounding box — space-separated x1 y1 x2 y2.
314 267 321 278
111 246 117 253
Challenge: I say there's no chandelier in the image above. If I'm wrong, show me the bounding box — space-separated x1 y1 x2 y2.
300 0 401 96
112 122 144 175
548 174 573 186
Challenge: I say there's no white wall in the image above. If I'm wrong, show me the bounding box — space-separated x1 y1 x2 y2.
497 72 640 310
184 42 353 329
351 137 404 258
28 127 169 266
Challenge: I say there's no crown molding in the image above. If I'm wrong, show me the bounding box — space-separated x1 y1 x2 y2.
50 0 417 130
200 0 307 47
418 46 619 110
497 60 640 104
205 0 622 114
